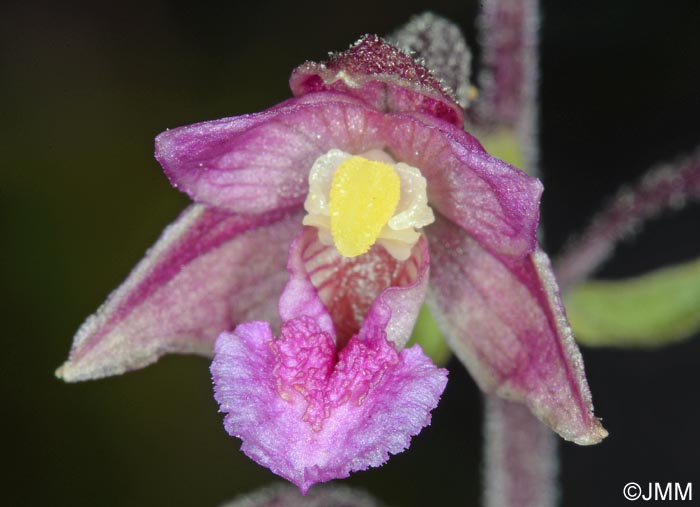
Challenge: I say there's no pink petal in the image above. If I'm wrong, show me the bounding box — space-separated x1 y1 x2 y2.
280 228 429 349
57 205 300 381
387 111 542 257
211 316 447 493
361 235 430 350
155 93 380 215
158 94 541 258
278 230 337 341
290 35 464 127
427 216 607 445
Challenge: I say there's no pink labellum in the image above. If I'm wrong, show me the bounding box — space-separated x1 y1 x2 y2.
212 230 446 492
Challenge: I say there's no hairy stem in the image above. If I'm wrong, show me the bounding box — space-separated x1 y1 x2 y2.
554 148 700 290
477 2 559 506
483 396 558 507
472 0 540 176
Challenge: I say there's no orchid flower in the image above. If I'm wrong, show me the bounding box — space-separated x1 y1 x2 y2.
57 19 606 493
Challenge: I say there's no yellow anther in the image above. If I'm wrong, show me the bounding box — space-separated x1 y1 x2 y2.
329 156 400 257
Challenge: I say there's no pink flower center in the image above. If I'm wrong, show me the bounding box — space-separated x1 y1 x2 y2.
270 316 399 431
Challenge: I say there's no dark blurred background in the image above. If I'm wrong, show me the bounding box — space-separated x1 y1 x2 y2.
2 0 699 505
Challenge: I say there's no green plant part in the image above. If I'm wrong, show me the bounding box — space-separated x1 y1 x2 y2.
566 258 700 347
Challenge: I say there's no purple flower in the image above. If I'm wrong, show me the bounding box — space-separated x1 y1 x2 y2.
210 224 446 492
58 35 605 491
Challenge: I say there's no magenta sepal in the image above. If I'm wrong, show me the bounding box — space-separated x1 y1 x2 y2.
57 205 301 381
212 230 447 493
427 216 607 445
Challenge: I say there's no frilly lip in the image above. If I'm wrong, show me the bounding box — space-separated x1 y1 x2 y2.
290 34 465 127
211 228 447 493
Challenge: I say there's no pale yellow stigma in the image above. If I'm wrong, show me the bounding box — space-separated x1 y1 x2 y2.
329 156 400 257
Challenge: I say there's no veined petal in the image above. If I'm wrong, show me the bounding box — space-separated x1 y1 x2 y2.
290 35 464 127
362 235 430 350
281 228 429 349
57 205 300 382
159 93 540 258
387 111 542 257
427 216 607 445
155 93 383 215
